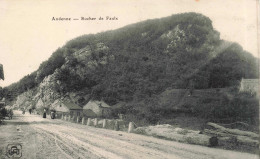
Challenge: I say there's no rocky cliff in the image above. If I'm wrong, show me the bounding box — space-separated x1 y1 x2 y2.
3 13 258 124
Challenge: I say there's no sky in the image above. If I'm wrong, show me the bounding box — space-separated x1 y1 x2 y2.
0 0 259 87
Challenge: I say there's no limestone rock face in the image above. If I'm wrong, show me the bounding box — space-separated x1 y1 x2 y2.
35 98 44 109
13 70 90 111
14 73 60 110
15 89 35 109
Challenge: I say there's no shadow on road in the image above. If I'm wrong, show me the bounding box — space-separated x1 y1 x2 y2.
1 113 56 126
1 121 53 125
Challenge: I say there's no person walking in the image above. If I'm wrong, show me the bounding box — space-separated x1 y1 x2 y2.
43 108 46 118
8 109 13 120
51 111 55 119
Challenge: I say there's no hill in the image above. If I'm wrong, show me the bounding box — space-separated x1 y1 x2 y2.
1 12 258 127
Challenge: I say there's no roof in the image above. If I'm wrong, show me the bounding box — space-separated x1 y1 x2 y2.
241 78 258 83
62 102 82 110
99 101 110 108
111 102 126 109
83 109 97 117
83 100 111 109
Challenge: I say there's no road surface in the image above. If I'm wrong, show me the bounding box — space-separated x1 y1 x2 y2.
0 111 258 159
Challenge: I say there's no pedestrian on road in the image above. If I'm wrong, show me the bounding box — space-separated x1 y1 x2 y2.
43 108 46 118
8 109 13 120
51 111 55 119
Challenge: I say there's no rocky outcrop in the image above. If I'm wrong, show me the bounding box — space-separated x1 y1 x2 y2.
14 89 35 109
14 71 90 111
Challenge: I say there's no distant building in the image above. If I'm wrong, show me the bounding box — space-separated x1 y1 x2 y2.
239 78 259 94
83 100 111 118
53 101 83 117
83 109 97 118
112 102 127 119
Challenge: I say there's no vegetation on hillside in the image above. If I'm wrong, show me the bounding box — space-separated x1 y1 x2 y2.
1 13 258 127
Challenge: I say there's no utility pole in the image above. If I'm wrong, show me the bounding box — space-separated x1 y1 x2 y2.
0 64 4 101
0 64 4 81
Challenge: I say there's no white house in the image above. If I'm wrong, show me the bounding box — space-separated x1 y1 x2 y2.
52 100 83 117
83 100 111 117
239 78 259 94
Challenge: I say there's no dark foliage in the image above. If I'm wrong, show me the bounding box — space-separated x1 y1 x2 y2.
0 108 7 123
2 13 258 126
36 48 66 83
2 72 37 102
191 91 259 126
191 43 258 89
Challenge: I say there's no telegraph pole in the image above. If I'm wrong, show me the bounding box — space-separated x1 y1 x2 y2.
0 64 4 81
0 64 4 107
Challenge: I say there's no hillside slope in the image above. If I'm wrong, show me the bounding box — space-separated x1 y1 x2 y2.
1 12 258 127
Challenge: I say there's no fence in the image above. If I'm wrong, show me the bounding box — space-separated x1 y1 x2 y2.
61 114 136 133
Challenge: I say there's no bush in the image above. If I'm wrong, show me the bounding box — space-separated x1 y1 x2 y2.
192 92 259 126
0 113 3 124
0 108 7 117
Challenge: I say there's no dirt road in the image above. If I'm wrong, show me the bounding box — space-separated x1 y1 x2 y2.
0 111 258 159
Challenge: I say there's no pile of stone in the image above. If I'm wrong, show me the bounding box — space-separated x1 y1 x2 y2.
134 124 215 147
204 122 259 148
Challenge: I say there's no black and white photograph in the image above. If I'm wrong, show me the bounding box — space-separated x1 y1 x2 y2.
0 0 259 158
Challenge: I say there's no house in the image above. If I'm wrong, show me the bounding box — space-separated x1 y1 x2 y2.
239 78 259 94
111 102 126 119
52 100 83 117
83 100 111 118
83 109 97 118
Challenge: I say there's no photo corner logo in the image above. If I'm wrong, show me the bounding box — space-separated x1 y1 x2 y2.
6 144 22 158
